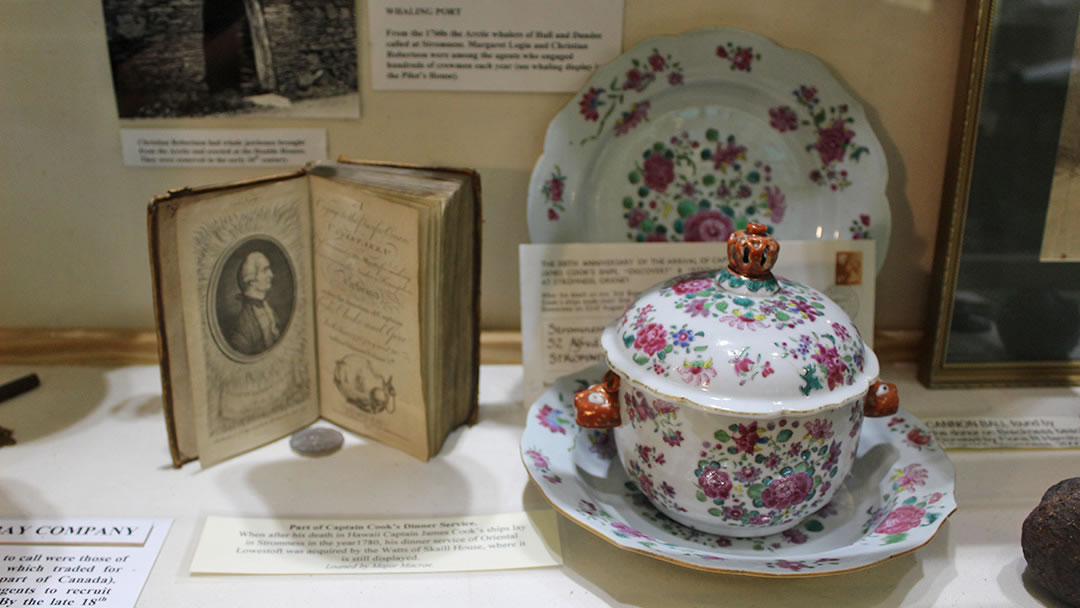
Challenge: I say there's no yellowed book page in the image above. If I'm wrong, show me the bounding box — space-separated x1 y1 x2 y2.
310 176 428 459
174 178 320 467
1042 12 1080 262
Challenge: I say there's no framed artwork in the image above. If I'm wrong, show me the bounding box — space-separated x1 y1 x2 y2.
921 0 1080 387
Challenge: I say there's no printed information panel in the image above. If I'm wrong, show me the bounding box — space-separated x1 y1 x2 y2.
369 0 624 91
0 518 170 608
926 417 1080 449
190 511 561 574
120 129 326 168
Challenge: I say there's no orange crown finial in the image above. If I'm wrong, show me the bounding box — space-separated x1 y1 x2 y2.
727 222 779 280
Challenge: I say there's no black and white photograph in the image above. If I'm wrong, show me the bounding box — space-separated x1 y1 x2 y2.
101 0 360 118
210 236 297 360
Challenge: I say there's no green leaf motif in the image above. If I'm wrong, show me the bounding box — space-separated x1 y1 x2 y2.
804 520 824 532
747 483 764 500
633 354 649 365
714 430 731 442
708 508 722 517
777 429 794 442
697 491 707 502
623 334 635 348
883 533 908 545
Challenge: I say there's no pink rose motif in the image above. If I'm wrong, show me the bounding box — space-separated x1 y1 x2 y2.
698 466 732 499
782 528 808 544
796 85 818 105
874 505 926 535
668 72 684 86
761 472 812 509
712 140 747 170
614 102 650 136
547 208 559 221
734 422 759 455
716 46 729 59
648 52 666 72
768 106 799 132
622 68 653 92
762 361 775 377
579 87 602 121
774 560 809 571
526 449 550 470
611 521 649 538
634 322 668 356
685 298 708 317
545 175 563 202
637 472 655 499
732 47 754 71
804 419 834 441
643 153 675 192
907 428 932 446
673 278 713 295
814 119 855 165
929 492 943 504
684 210 734 242
679 362 717 387
764 185 786 223
897 464 929 490
627 207 648 229
860 213 871 226
732 356 753 375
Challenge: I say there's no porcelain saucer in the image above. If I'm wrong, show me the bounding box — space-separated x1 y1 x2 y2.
521 364 956 577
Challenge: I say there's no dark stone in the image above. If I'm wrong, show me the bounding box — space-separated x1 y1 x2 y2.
1022 477 1080 606
0 425 14 448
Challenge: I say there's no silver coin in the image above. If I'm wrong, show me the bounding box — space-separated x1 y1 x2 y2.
289 427 344 456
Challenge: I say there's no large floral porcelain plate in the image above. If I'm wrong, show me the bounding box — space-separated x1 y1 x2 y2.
521 365 956 577
528 28 890 268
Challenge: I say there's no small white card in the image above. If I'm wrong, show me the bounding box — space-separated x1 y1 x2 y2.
0 518 170 608
190 511 562 574
120 128 327 167
368 0 624 91
519 241 876 405
926 416 1080 449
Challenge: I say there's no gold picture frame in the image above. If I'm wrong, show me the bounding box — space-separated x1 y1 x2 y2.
920 0 1080 387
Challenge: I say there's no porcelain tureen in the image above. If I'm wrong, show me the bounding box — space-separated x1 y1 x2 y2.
574 223 897 536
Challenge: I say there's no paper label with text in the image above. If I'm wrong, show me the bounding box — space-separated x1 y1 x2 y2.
190 511 562 574
0 519 152 546
369 0 624 91
926 417 1080 449
0 518 170 608
519 241 876 405
120 128 326 167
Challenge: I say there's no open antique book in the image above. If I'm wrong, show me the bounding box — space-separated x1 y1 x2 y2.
148 159 481 467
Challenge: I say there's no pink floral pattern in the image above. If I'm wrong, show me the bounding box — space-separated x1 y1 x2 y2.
729 346 776 386
576 49 683 144
525 448 562 484
767 85 870 194
716 41 761 72
541 165 566 221
776 328 864 396
621 131 784 242
688 402 861 529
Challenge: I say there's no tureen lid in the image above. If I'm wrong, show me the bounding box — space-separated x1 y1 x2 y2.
600 223 879 415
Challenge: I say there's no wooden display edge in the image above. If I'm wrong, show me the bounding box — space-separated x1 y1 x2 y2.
0 328 921 366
